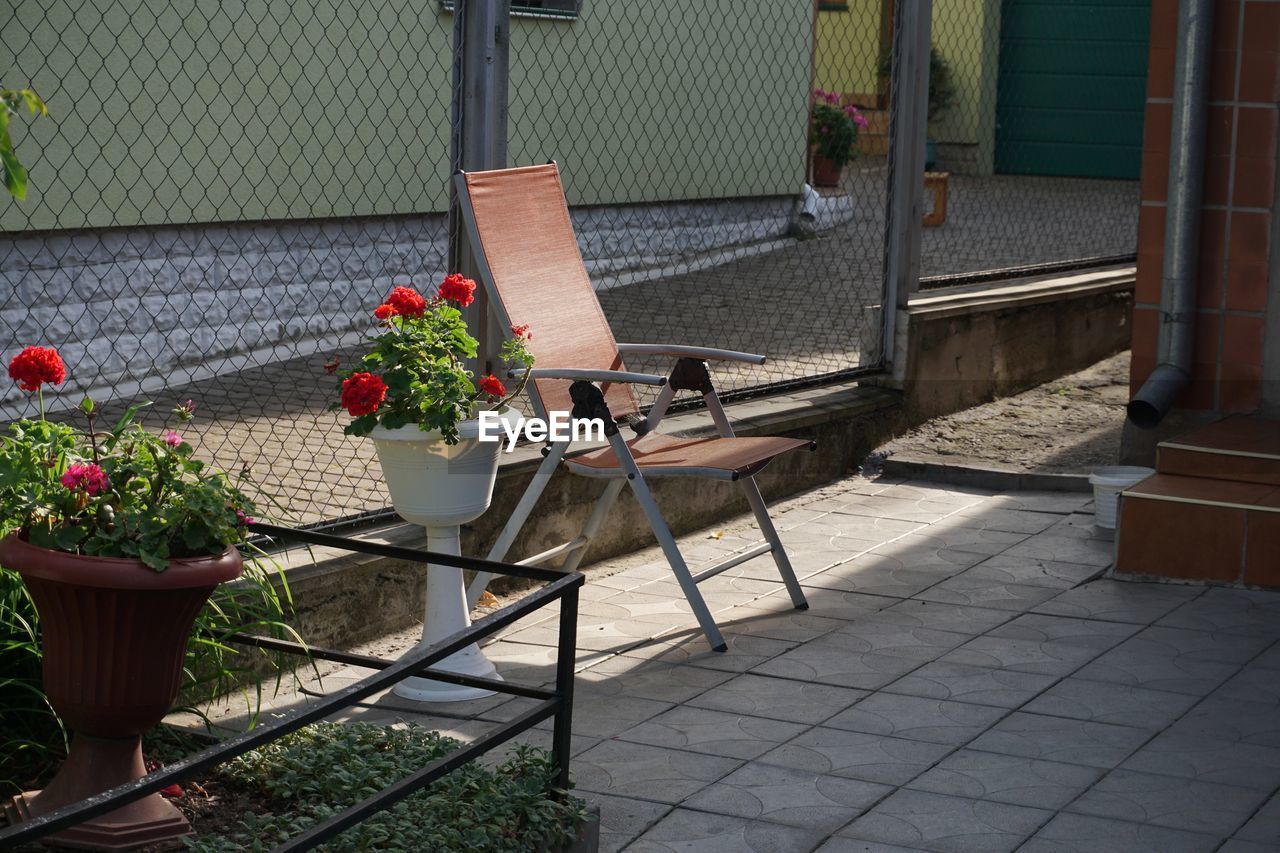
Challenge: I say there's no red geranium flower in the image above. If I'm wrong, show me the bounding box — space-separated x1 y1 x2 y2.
438 273 476 307
8 346 66 392
373 303 395 320
144 758 184 798
341 372 388 417
478 374 506 398
510 323 532 341
385 286 427 318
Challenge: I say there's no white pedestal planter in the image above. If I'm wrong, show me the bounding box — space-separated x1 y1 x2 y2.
370 411 518 703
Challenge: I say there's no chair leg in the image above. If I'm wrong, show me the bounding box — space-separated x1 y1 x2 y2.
467 442 567 609
625 473 728 652
560 479 625 574
739 476 809 610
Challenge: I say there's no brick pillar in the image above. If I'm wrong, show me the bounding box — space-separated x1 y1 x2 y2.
1129 0 1279 436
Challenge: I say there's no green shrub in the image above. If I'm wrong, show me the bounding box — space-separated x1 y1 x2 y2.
0 568 63 791
186 723 586 853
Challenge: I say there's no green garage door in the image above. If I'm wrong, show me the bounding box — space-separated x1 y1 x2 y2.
995 0 1151 178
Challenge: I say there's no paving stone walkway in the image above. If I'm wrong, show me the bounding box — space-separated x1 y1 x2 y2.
187 473 1280 853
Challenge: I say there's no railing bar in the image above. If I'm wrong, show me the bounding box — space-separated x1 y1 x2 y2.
247 522 568 584
270 698 561 852
225 633 555 700
0 573 582 846
225 632 391 669
299 672 555 704
550 586 579 796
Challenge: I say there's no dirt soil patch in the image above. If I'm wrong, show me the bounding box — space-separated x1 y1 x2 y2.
882 351 1130 474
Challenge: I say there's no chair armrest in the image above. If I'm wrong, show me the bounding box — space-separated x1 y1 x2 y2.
508 367 668 387
615 343 767 365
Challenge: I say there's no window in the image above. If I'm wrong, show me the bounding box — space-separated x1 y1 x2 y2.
439 0 580 19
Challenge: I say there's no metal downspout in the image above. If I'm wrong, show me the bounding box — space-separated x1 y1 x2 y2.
1127 0 1215 429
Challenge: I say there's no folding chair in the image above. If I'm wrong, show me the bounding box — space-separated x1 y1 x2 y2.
458 163 815 651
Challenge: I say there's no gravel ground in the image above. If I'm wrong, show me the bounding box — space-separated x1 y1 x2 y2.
881 351 1130 474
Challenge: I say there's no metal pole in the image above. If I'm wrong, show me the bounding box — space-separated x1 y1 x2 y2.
449 0 510 370
880 0 931 369
551 584 579 796
1127 0 1214 428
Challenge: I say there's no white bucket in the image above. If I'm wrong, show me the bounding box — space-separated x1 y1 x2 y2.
1089 466 1155 530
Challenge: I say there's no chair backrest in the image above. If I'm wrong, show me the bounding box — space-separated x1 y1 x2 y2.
458 164 640 421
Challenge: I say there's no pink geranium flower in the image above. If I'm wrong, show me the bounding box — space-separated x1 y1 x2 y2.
61 463 109 496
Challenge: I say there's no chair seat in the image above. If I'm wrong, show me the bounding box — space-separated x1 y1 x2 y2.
565 433 814 480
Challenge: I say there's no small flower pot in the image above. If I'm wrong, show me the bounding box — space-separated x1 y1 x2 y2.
812 155 843 188
369 414 517 529
0 536 242 850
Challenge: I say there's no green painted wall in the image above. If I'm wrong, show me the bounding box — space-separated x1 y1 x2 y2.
509 2 811 206
814 2 883 99
3 0 812 233
812 0 1001 172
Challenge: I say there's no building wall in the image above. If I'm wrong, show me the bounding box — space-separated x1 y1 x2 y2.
812 0 999 170
815 1 884 101
2 0 811 234
509 1 811 206
931 0 1000 158
1130 0 1279 418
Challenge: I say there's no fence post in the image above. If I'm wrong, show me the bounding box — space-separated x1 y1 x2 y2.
880 0 931 373
449 0 510 372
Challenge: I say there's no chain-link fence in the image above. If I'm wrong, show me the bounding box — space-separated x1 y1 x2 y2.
917 0 1148 284
4 0 457 524
2 0 894 525
1 0 1145 526
505 0 888 401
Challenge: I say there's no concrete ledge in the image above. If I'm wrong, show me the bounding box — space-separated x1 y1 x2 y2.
882 456 1092 493
879 267 1135 423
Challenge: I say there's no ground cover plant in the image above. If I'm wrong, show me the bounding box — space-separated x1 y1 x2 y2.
182 722 586 852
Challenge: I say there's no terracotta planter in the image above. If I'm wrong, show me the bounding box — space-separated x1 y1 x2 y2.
812 155 845 187
0 535 242 850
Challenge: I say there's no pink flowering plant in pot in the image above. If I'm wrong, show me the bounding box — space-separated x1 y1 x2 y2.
0 347 256 569
810 87 870 171
0 346 294 848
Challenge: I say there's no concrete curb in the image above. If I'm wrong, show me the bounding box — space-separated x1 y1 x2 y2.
882 455 1093 493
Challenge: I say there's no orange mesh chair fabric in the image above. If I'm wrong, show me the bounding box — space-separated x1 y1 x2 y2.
459 163 813 647
567 433 813 479
462 164 639 421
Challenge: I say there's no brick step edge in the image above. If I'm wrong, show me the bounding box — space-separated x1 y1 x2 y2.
1156 444 1280 487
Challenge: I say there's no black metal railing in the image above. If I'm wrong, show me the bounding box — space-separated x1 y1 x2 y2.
0 522 583 852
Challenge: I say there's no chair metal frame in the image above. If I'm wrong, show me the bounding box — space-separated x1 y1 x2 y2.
455 168 811 651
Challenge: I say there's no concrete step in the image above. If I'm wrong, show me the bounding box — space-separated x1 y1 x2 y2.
1115 472 1280 587
1157 415 1280 486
